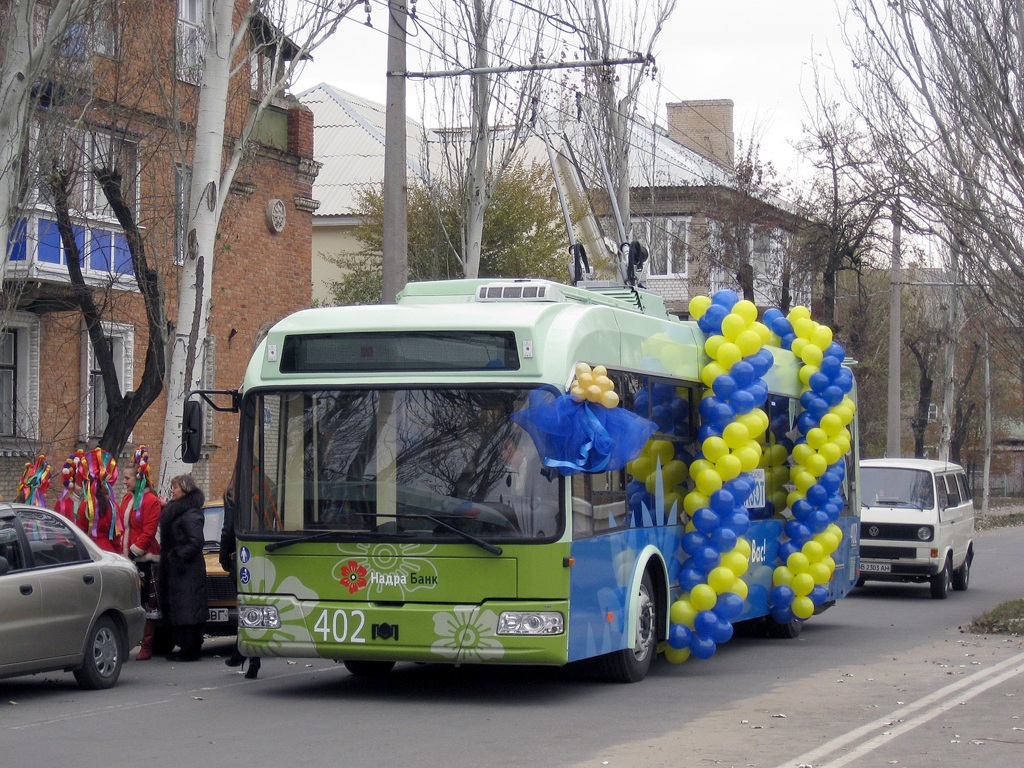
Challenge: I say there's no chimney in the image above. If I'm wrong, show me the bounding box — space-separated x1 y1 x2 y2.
666 100 734 169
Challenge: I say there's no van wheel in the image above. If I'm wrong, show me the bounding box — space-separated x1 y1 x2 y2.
765 616 803 639
952 548 972 591
930 556 952 599
594 571 657 683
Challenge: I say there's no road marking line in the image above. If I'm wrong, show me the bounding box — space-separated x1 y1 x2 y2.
775 649 1024 768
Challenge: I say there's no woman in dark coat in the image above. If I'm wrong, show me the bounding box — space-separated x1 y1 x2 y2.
158 473 208 661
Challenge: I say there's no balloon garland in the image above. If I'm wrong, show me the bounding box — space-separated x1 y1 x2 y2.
663 291 855 663
17 455 51 506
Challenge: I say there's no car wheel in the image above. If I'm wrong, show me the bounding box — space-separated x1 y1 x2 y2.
952 548 972 591
594 570 657 683
343 660 396 677
930 557 952 600
73 616 124 690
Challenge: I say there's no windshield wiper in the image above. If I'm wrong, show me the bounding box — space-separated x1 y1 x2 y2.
267 512 502 556
266 530 348 552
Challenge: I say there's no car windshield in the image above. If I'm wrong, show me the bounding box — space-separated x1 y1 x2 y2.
243 388 563 543
202 504 224 544
860 467 935 510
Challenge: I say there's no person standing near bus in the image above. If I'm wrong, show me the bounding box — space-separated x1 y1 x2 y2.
54 451 85 525
218 470 261 679
157 473 208 662
79 448 120 553
118 446 162 660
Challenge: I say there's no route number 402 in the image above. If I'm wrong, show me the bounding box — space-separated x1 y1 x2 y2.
313 608 368 644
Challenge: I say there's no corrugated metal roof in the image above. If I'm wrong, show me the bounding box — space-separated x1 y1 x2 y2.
300 83 430 216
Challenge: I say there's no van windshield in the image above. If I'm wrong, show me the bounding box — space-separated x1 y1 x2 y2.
860 467 934 510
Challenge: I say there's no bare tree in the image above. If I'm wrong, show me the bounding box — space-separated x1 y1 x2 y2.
845 0 1024 325
157 0 360 488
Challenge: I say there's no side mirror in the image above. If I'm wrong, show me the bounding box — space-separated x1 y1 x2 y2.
182 400 203 463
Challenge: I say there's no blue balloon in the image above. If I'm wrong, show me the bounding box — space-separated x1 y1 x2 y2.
668 622 692 650
791 498 813 521
704 303 729 330
785 519 812 542
671 397 690 424
711 526 738 552
727 511 751 536
692 507 720 533
810 585 829 605
771 584 795 608
692 546 721 572
807 484 829 506
727 477 753 504
779 540 799 562
797 411 817 435
752 349 775 377
694 609 719 637
652 405 673 431
689 635 717 660
732 360 755 387
771 318 792 338
710 618 734 644
819 471 841 493
771 607 794 625
747 381 769 408
680 565 706 592
633 388 650 416
823 385 845 406
781 332 797 349
810 509 830 533
713 375 738 400
715 591 745 621
824 342 846 360
763 308 783 326
683 531 708 556
820 356 842 379
711 489 735 514
698 422 722 443
730 388 755 414
712 289 739 308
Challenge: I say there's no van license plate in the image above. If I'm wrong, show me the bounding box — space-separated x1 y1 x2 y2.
860 562 891 573
208 608 229 622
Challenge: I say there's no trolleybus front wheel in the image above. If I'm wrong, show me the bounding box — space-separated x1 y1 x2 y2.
594 570 657 683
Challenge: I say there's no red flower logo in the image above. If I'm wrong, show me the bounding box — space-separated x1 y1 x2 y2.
340 560 368 594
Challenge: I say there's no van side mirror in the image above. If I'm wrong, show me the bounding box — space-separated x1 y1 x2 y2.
182 400 203 463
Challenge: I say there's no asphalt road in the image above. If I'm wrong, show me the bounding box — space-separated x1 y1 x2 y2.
2 525 1022 768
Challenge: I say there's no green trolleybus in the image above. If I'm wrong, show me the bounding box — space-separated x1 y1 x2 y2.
184 278 861 682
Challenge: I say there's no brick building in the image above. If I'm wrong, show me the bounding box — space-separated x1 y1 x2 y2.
1 1 317 501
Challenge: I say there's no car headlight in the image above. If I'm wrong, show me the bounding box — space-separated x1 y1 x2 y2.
916 526 933 542
238 604 281 629
497 611 564 635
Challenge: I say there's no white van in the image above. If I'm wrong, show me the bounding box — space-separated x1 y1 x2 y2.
858 458 975 599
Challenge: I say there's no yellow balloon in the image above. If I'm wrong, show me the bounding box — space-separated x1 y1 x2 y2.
754 321 771 345
819 441 842 466
821 555 836 573
792 443 814 466
791 572 814 596
805 452 828 477
586 384 603 402
736 446 761 473
715 454 742 482
690 584 718 611
709 566 736 593
733 538 752 558
733 299 758 324
665 646 692 664
773 566 794 587
786 490 806 509
794 317 815 339
768 444 790 466
594 375 614 392
802 540 824 562
826 523 844 542
721 550 749 576
628 456 653 480
820 413 843 436
702 436 730 462
689 458 714 478
738 413 765 439
670 598 697 627
704 335 726 360
721 313 746 341
736 329 762 357
806 427 828 450
730 578 749 600
792 595 815 619
663 460 688 488
570 385 585 401
798 365 815 386
817 532 839 555
599 390 620 408
663 491 683 514
577 372 594 389
592 364 608 378
800 343 823 367
793 470 817 493
695 469 723 497
791 337 809 358
575 362 593 378
717 342 742 369
689 295 712 319
788 306 811 323
683 491 709 516
701 362 727 388
811 325 833 350
723 421 751 450
787 552 810 574
809 562 832 585
649 440 675 464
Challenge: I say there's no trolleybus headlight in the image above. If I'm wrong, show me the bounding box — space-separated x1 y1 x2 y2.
238 604 281 629
497 611 564 635
916 526 933 541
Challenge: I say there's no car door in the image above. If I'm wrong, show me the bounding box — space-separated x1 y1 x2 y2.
18 509 102 663
0 514 43 673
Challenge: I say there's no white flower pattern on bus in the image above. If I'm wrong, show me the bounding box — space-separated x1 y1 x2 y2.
331 542 440 599
238 557 317 655
431 606 505 662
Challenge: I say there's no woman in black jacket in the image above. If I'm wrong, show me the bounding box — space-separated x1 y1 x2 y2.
158 474 208 661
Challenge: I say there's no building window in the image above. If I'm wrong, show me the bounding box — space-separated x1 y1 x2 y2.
175 164 192 266
177 0 205 85
82 323 134 441
633 215 690 277
59 2 117 60
0 315 41 441
0 331 16 437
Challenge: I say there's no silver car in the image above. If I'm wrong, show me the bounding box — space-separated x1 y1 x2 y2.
0 503 145 689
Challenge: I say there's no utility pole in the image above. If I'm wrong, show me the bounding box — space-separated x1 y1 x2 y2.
887 196 902 457
381 0 408 303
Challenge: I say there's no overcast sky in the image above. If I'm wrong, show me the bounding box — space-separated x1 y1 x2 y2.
294 1 851 180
